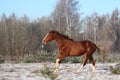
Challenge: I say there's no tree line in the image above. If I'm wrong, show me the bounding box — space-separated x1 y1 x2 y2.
0 0 120 60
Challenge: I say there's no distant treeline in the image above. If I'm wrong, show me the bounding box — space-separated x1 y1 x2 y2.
0 0 120 60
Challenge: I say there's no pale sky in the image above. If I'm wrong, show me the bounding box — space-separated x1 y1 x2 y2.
0 0 120 20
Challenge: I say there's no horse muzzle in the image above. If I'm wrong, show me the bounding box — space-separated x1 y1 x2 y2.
42 40 46 44
41 40 46 48
41 44 44 48
41 43 45 49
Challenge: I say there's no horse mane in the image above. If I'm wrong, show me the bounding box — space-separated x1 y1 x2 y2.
51 30 73 41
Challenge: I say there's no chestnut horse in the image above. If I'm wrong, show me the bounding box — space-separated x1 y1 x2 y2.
42 30 105 73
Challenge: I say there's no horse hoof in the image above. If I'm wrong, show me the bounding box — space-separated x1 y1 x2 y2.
53 69 58 73
75 70 80 74
76 69 80 73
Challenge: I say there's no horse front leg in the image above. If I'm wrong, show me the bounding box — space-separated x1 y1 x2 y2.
54 52 66 73
54 58 61 73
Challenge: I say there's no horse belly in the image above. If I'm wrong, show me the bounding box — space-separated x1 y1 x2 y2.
69 46 85 56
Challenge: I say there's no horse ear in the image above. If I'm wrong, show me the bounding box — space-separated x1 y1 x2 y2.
49 28 52 31
49 29 53 33
48 29 52 33
49 28 54 32
49 28 56 33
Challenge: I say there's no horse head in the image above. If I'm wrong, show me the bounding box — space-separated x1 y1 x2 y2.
42 30 56 44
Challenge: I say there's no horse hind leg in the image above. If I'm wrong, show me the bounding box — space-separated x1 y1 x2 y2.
76 53 89 73
88 56 96 79
89 56 95 72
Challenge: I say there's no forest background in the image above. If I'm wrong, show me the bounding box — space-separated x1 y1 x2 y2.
0 0 120 62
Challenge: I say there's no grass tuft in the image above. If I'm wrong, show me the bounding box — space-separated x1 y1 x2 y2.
40 64 59 80
110 63 120 74
0 55 5 63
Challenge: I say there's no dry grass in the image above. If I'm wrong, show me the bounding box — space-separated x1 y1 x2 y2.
1 50 120 64
40 64 59 80
0 55 5 63
110 62 120 74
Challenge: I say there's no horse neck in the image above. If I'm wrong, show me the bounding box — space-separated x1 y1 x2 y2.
53 34 67 48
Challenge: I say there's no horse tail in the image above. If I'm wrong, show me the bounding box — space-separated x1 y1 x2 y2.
96 45 105 63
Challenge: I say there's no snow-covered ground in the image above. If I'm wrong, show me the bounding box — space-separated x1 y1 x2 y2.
0 62 119 80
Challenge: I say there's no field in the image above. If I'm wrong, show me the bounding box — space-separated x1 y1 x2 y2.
0 62 120 80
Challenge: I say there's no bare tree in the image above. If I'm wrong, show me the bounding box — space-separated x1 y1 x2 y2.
51 0 80 38
110 9 120 53
83 13 99 43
